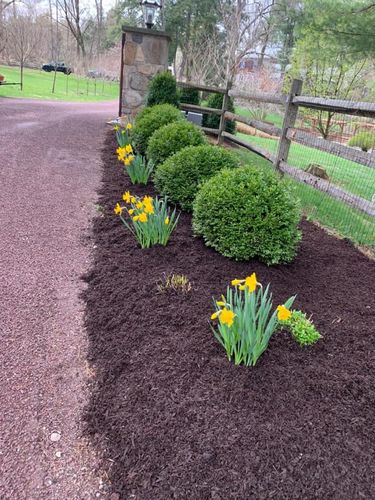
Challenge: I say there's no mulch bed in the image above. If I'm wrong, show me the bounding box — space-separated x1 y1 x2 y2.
83 132 375 499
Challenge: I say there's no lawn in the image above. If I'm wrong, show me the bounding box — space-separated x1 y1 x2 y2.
236 105 284 128
0 65 119 102
235 147 375 249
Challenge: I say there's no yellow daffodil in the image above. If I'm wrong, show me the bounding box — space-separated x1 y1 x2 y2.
128 208 135 215
123 191 132 203
113 125 119 131
124 158 131 166
136 201 143 209
216 301 226 307
245 273 258 293
143 195 153 204
138 212 148 223
126 123 132 130
133 215 140 222
114 203 123 215
211 311 220 320
144 204 154 215
277 305 292 321
125 144 133 154
231 279 242 286
165 216 170 225
220 308 236 327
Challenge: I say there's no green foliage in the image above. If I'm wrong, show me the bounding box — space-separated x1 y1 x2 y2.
115 193 179 248
132 104 183 155
192 166 302 265
202 93 236 134
114 125 132 148
285 310 322 346
147 121 207 164
146 71 179 107
211 275 295 366
348 131 375 152
154 144 239 211
124 155 155 185
179 86 200 105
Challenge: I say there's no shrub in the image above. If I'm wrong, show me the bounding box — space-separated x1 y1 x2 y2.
154 144 240 211
179 86 200 105
114 191 179 248
211 272 296 366
348 131 375 152
284 310 322 346
146 71 179 107
132 104 183 155
202 93 236 134
147 121 207 164
192 165 301 264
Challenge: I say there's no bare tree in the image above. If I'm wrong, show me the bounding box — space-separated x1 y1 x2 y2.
5 7 43 89
57 0 87 58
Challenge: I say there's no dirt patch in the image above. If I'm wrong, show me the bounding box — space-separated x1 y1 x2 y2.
83 133 375 499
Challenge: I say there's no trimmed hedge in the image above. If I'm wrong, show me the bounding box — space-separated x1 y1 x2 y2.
154 144 240 211
147 121 207 164
192 165 301 264
202 93 236 134
146 71 179 107
132 104 183 155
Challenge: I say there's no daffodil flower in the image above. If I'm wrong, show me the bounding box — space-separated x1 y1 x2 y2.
277 305 292 321
126 123 132 130
114 203 123 215
231 273 259 293
113 125 119 131
165 216 170 225
123 191 133 203
211 307 236 327
138 212 148 223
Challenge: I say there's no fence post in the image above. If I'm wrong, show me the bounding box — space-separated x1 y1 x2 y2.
274 78 303 173
217 83 231 145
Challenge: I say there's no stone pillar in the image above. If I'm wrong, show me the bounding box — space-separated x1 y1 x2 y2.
120 26 171 117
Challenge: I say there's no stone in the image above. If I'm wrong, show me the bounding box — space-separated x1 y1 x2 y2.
305 163 329 180
124 42 137 65
122 89 143 108
130 73 150 92
50 431 61 442
135 45 145 63
138 64 154 76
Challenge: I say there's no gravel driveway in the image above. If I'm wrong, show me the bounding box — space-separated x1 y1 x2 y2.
0 98 117 499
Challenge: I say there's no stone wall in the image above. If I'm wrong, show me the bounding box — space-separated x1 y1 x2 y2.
121 27 170 116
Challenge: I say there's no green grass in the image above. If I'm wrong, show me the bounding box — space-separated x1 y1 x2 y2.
235 106 284 128
0 65 119 102
235 147 375 249
235 132 375 202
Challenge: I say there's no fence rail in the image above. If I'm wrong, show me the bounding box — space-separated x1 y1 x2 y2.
176 79 375 219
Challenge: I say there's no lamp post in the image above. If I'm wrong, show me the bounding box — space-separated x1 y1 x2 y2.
140 0 162 29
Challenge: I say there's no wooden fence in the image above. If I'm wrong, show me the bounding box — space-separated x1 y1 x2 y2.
177 79 375 218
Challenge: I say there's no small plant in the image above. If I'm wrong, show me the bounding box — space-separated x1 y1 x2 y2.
146 71 179 107
348 131 375 152
284 310 322 346
154 144 240 211
211 273 295 366
132 104 183 155
147 121 207 164
202 93 236 134
125 154 154 185
114 191 179 248
247 107 267 122
114 122 132 147
157 273 192 294
193 166 301 265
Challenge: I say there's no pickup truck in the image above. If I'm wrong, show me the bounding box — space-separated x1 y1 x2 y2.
41 62 72 75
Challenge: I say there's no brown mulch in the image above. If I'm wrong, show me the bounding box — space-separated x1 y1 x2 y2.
83 133 375 499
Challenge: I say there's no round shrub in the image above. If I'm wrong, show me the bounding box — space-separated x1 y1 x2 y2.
179 87 200 105
154 144 240 211
146 71 179 107
348 131 375 152
192 166 301 264
202 93 236 134
147 121 207 164
132 104 183 155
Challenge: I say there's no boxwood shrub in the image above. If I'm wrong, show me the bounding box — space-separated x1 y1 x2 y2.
192 165 301 264
146 71 179 107
132 104 183 155
147 121 207 164
179 87 200 105
154 144 240 211
202 93 236 134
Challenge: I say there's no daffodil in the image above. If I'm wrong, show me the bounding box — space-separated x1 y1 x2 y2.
231 273 259 293
136 201 143 209
123 191 132 203
144 204 154 215
211 307 236 327
138 212 148 223
125 144 133 154
113 125 119 131
165 216 170 225
126 123 132 130
231 279 242 286
124 158 131 166
128 208 135 215
277 305 292 321
114 203 123 215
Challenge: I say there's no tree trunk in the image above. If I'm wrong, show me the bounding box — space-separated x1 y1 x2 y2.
20 62 23 91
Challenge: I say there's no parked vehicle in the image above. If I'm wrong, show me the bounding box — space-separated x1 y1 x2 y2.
41 62 72 75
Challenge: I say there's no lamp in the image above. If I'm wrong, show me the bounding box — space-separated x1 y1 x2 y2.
140 0 161 29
